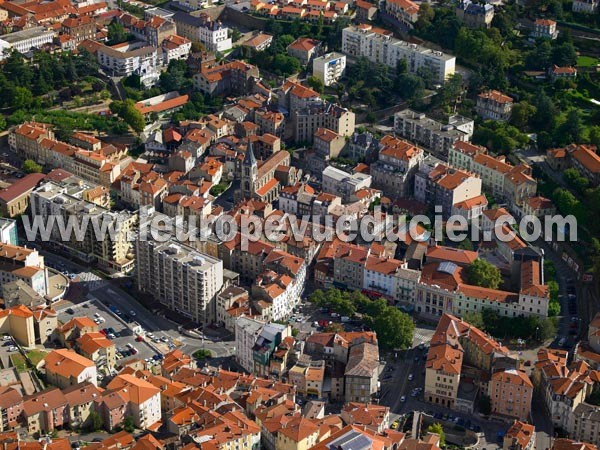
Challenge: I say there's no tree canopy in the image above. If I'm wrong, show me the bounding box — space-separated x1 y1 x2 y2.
310 289 414 349
22 159 42 174
466 259 502 289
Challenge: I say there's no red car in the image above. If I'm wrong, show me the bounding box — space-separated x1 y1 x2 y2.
135 336 144 342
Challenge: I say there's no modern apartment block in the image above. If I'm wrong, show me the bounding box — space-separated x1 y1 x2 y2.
30 181 137 273
394 109 473 156
96 42 160 85
136 211 223 324
312 52 347 86
342 24 456 83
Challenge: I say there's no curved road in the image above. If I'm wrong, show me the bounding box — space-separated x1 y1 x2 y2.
43 251 236 358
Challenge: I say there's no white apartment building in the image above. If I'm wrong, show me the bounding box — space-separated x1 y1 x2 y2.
394 109 473 156
0 218 18 245
0 27 54 58
44 349 97 389
136 211 223 325
253 262 307 321
322 166 372 202
342 24 455 83
97 43 160 86
172 12 231 52
107 374 161 430
312 52 347 86
572 0 599 13
162 34 192 64
532 19 559 39
30 181 136 273
362 254 420 304
235 316 265 373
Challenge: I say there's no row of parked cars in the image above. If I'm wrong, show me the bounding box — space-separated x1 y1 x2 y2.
2 335 17 352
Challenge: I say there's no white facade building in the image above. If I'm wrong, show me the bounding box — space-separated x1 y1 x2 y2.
312 52 347 86
97 43 160 86
394 109 473 156
172 12 232 52
322 166 372 201
235 316 265 373
0 27 55 58
162 34 192 64
342 24 455 83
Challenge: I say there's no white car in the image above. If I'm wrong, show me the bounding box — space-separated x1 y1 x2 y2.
94 313 101 318
8 346 17 352
408 374 414 381
400 396 406 402
2 335 12 341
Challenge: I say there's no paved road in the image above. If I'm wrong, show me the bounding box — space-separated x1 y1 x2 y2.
43 252 236 359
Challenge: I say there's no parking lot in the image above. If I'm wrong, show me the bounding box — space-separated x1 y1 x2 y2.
56 300 162 378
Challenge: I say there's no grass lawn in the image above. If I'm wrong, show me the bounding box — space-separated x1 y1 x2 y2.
577 56 599 67
10 353 27 372
26 350 48 366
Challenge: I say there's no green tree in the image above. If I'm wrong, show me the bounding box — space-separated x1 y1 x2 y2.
552 41 577 67
22 159 42 173
427 423 445 446
466 259 502 289
231 28 242 42
531 93 556 132
86 411 103 432
548 280 560 316
415 3 434 30
107 22 129 45
113 99 146 133
372 307 414 350
0 115 7 132
458 238 474 251
307 76 324 93
588 126 600 150
123 416 135 433
10 86 33 110
510 102 536 129
193 349 212 359
463 312 485 330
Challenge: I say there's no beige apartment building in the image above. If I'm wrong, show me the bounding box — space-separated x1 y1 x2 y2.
0 173 47 218
489 369 533 421
136 214 224 325
292 101 355 143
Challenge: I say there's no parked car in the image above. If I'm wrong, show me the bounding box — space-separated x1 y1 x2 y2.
135 336 144 342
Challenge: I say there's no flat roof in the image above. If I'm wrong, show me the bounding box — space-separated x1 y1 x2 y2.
0 26 53 44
